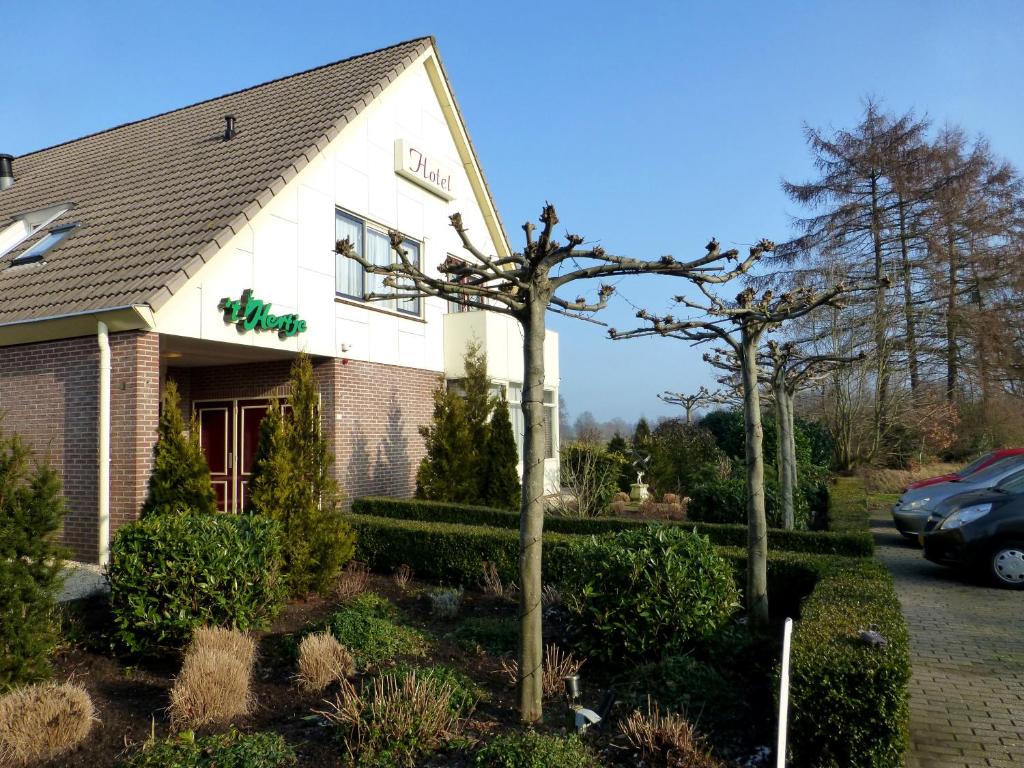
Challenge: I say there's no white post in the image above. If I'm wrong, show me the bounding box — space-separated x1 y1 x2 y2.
776 617 794 767
97 321 111 566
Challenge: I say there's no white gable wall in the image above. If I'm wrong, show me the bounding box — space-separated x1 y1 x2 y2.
154 48 503 374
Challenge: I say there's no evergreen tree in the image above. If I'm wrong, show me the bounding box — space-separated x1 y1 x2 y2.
415 382 475 503
481 394 521 510
0 428 67 691
633 417 652 447
607 432 628 454
248 354 356 596
462 342 494 499
141 380 217 517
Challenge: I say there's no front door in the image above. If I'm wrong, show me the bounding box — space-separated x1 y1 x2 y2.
196 398 284 513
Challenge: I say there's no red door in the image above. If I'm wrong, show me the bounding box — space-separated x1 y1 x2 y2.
238 400 272 512
197 401 233 512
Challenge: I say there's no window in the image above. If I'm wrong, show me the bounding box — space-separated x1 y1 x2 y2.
335 209 421 316
506 384 558 462
11 224 77 265
0 202 74 261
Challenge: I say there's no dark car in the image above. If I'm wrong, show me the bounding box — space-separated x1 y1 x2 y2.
921 470 1024 589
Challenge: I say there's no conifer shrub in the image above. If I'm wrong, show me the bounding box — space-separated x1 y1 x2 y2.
566 526 739 662
0 429 67 692
247 354 356 596
416 381 476 502
118 729 296 768
108 511 285 654
482 394 521 510
141 381 217 517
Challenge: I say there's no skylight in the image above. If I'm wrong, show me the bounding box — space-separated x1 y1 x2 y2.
11 224 77 265
0 202 74 261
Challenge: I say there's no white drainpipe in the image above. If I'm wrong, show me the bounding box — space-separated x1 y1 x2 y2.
97 321 111 566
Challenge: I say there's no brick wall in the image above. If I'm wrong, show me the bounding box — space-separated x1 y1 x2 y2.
0 331 159 561
169 357 435 502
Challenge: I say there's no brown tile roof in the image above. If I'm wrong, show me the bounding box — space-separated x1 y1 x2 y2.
0 37 435 326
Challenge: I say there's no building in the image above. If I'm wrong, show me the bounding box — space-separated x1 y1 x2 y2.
0 37 560 564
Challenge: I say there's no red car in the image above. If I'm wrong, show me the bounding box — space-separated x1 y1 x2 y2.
905 449 1024 491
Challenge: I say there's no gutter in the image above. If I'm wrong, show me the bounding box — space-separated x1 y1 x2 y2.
97 321 111 566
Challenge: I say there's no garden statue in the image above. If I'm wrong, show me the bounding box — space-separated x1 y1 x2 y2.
629 453 651 501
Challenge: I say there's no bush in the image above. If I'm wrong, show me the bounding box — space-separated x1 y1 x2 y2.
108 512 286 655
118 729 296 768
826 476 870 532
567 526 739 662
687 472 791 528
450 616 518 656
169 627 256 729
297 631 355 692
789 560 910 767
141 380 217 517
319 593 426 667
0 430 67 692
474 731 597 768
648 420 728 495
615 654 739 728
0 682 95 766
558 442 627 516
482 394 522 510
322 672 462 768
429 587 464 619
352 497 873 556
620 704 722 768
391 663 486 716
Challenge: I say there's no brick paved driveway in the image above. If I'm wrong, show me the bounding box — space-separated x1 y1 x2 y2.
871 508 1024 767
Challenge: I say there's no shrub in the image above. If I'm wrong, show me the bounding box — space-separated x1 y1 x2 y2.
322 672 462 768
0 429 67 692
391 663 486 716
319 594 426 668
118 729 296 768
429 587 464 619
0 682 95 766
416 380 476 503
336 560 370 600
107 511 286 655
648 420 727 495
169 627 255 729
567 526 739 662
501 644 583 699
619 703 722 768
474 731 597 768
450 616 518 656
481 394 522 510
248 354 357 596
296 631 354 692
141 380 217 517
615 655 740 732
826 476 870 532
558 442 627 516
789 559 910 768
687 472 790 528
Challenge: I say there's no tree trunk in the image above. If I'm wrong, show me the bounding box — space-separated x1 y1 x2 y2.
775 379 795 530
740 327 769 626
945 229 959 402
517 298 547 723
786 387 799 500
869 173 891 449
897 195 920 392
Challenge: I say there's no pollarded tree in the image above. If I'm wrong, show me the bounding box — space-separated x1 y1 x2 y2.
482 394 521 510
336 204 759 722
141 380 217 517
657 385 727 424
612 264 864 625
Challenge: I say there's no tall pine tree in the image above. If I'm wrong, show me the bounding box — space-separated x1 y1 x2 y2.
415 382 475 502
141 380 217 517
481 394 521 510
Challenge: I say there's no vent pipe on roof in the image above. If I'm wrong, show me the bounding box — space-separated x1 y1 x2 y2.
223 115 236 141
0 155 13 190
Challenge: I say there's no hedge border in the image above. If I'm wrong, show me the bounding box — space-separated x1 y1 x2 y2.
825 476 870 532
352 496 873 557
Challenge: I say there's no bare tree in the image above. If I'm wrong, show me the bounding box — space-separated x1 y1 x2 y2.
336 206 758 721
611 260 862 625
657 385 727 423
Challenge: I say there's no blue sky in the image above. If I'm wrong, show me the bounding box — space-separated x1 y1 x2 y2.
5 1 1023 422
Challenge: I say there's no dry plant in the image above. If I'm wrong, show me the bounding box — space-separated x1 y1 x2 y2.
393 564 413 591
613 491 630 503
541 584 563 609
480 561 516 598
169 627 255 729
610 499 628 515
860 462 961 495
337 560 370 600
501 644 583 699
296 631 354 692
0 682 97 766
620 702 721 768
320 671 461 766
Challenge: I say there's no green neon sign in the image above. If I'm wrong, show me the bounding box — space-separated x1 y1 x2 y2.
218 289 308 338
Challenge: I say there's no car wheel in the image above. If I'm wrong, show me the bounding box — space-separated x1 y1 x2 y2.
989 542 1024 589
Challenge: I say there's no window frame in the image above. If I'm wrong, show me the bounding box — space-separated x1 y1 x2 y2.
0 202 74 261
11 223 78 266
334 207 423 318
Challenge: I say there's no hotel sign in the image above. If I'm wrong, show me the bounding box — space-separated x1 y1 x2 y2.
218 289 307 339
394 139 457 201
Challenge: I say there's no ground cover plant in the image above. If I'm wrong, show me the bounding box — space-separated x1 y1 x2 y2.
118 729 297 768
315 593 427 668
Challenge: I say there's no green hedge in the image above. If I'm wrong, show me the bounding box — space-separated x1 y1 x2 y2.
826 476 870 532
352 497 872 557
789 559 910 767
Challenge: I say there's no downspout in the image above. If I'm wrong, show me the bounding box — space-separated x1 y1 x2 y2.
97 322 111 566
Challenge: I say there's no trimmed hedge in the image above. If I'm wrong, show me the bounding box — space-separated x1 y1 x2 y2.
789 559 910 767
826 476 870 532
352 496 873 557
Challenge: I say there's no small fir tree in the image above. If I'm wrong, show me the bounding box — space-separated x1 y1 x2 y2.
0 429 67 691
415 382 475 503
607 432 628 454
248 354 356 595
481 394 521 510
141 380 217 517
462 342 494 499
633 417 652 447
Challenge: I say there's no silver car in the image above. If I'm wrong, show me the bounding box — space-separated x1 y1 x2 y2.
892 455 1024 537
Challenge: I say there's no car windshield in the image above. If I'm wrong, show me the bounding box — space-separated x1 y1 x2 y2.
958 452 995 477
995 467 1024 493
964 455 1024 484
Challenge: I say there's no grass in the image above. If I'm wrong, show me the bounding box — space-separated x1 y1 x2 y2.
0 682 96 766
169 627 256 729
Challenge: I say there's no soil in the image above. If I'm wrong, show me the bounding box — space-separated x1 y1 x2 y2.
47 573 777 767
